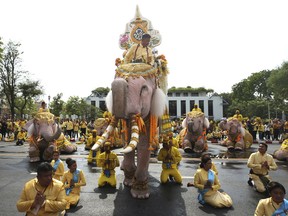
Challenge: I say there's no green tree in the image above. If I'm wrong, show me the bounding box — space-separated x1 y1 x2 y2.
267 62 288 105
0 41 26 119
49 93 65 116
16 80 43 117
0 37 3 62
65 96 102 120
91 87 110 96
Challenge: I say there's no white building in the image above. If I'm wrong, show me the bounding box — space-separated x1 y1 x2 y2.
86 89 226 121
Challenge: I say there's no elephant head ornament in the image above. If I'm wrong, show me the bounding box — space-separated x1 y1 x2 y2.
92 63 166 198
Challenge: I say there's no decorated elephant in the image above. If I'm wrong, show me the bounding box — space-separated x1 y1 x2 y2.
92 63 166 199
25 111 61 162
55 132 77 153
218 118 253 151
181 110 209 153
273 137 288 161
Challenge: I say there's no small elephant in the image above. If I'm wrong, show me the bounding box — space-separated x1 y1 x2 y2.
181 111 209 153
218 118 252 151
273 138 288 161
25 112 61 162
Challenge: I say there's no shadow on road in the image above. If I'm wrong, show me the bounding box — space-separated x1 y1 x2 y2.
112 175 188 216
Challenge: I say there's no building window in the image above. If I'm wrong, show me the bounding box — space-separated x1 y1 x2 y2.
167 93 172 97
175 93 180 97
190 100 195 111
199 100 204 112
169 100 177 117
91 101 96 106
181 100 186 117
99 101 107 111
208 100 213 117
191 93 199 96
183 92 188 96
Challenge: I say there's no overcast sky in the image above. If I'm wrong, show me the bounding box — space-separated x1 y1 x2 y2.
1 0 288 101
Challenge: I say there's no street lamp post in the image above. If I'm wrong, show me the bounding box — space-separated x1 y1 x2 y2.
48 95 51 109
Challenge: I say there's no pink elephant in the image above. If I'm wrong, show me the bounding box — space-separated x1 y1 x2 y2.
273 138 288 161
181 111 209 153
92 63 166 199
218 118 252 151
25 113 61 162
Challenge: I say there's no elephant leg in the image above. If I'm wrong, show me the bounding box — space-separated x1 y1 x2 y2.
226 140 234 150
235 138 244 151
194 140 205 153
121 151 136 186
131 147 150 199
182 139 193 153
29 145 40 162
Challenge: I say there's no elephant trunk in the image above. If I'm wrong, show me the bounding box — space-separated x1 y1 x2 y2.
187 121 194 133
42 125 61 142
111 78 127 119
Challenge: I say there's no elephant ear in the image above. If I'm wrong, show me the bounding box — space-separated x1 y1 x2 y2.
151 88 166 117
218 121 224 130
204 117 210 129
182 118 187 128
105 90 113 113
27 123 35 137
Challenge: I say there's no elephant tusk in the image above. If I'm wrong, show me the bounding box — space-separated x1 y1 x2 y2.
123 122 139 154
91 143 100 151
95 124 115 147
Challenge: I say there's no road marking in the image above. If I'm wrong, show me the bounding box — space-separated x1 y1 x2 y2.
182 176 194 179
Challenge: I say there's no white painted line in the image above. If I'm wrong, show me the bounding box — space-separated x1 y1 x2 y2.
30 172 37 175
181 176 194 179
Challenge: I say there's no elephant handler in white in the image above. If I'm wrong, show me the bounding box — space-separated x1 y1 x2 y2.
247 143 278 193
157 135 182 184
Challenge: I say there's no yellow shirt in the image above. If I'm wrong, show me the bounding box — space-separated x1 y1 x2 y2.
97 152 120 174
66 121 73 130
247 151 277 175
16 178 66 216
62 170 86 195
17 131 26 140
254 197 284 216
157 146 182 169
51 159 65 181
193 168 220 195
124 43 154 65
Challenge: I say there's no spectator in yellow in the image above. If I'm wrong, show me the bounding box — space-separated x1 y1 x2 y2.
97 141 120 188
50 151 64 181
233 109 243 122
124 33 154 65
157 135 182 184
62 158 86 210
187 153 218 187
16 128 26 146
255 181 288 216
87 129 101 164
16 162 67 216
193 155 233 208
247 143 278 193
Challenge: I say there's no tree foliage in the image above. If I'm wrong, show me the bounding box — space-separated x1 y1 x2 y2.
49 93 65 117
91 87 110 97
267 62 288 105
168 86 214 94
0 41 25 119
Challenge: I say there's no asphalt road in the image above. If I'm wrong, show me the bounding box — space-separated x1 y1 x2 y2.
0 140 287 216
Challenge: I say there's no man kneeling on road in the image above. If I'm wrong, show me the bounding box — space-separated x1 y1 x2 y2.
247 143 277 193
